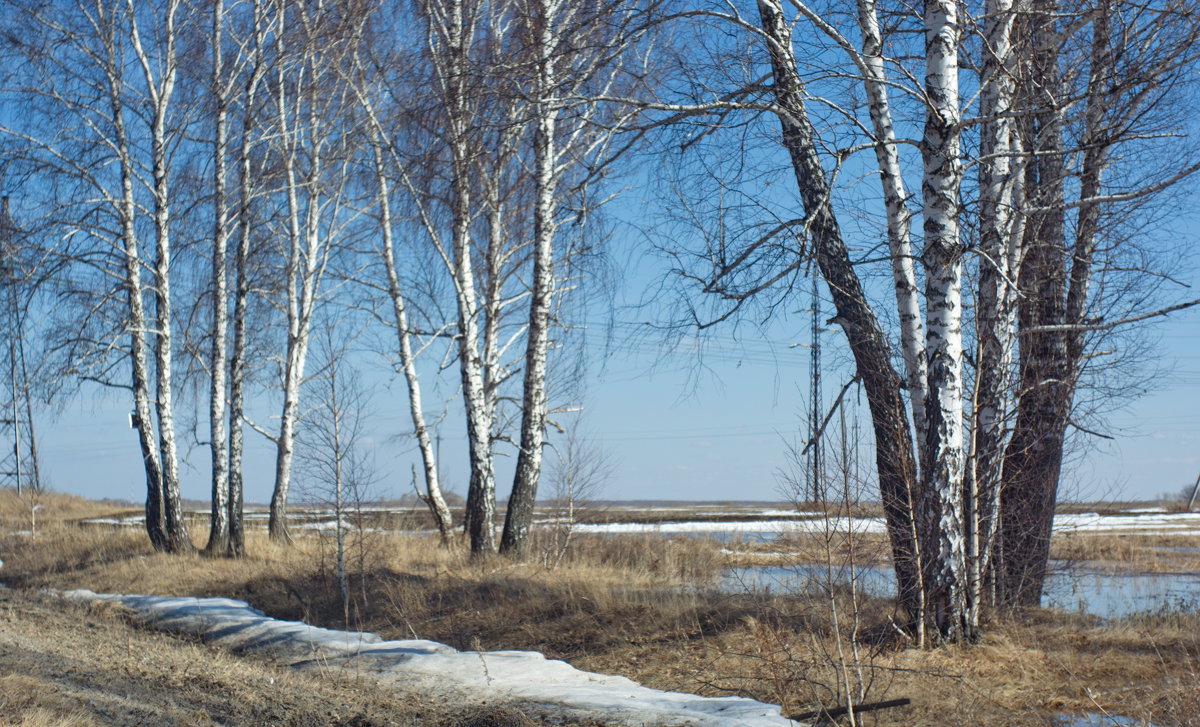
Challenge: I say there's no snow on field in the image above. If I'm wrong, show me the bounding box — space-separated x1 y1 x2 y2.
1053 512 1200 533
574 511 1200 537
78 516 143 527
58 590 801 726
571 518 890 535
74 507 1200 539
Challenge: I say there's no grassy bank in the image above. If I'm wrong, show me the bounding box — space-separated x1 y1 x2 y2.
2 489 1198 726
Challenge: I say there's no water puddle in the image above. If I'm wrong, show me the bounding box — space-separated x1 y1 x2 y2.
1055 713 1163 727
722 565 1200 619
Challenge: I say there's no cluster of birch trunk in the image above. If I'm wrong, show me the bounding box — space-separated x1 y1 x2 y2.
1 0 648 560
655 0 1200 643
2 0 1198 645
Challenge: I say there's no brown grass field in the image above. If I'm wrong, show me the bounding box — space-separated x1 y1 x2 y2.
2 489 1199 726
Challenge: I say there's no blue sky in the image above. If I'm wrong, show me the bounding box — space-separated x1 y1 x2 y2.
14 7 1200 508
30 222 1200 507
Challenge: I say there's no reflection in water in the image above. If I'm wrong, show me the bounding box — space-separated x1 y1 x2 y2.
722 565 1200 619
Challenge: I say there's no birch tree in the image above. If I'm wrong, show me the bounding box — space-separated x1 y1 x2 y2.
499 0 654 556
296 326 376 626
224 0 272 557
262 1 364 542
0 0 196 552
753 0 927 630
196 0 274 555
967 0 1021 625
204 0 233 554
407 0 525 554
916 0 969 642
636 0 1042 640
997 0 1200 607
344 42 456 543
131 0 194 553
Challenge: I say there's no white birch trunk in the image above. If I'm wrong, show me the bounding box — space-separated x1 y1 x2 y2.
372 142 454 543
424 0 498 554
226 0 268 557
268 138 319 543
918 0 967 640
267 6 338 542
455 190 498 555
206 0 231 554
112 80 167 550
969 0 1020 622
855 0 929 451
501 0 561 557
129 0 191 552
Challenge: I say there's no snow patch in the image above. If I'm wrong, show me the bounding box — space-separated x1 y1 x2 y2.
57 589 801 726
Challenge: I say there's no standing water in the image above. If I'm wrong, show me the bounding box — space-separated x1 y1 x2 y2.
722 564 1200 619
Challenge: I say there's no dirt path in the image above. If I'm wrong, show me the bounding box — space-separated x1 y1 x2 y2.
0 587 539 727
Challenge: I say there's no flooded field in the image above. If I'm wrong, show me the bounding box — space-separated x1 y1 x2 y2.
78 501 1200 618
721 563 1200 619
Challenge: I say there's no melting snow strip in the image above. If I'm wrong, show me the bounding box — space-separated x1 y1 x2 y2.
57 589 801 726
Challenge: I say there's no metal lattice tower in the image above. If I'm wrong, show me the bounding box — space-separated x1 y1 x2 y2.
0 196 41 494
808 260 823 505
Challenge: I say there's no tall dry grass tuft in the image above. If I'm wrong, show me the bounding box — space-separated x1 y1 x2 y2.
0 487 124 530
1052 531 1200 572
0 674 100 727
530 533 724 581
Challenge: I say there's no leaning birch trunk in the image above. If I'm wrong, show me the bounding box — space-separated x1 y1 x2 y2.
968 0 1020 619
130 0 192 552
755 0 924 628
266 45 302 543
1000 0 1070 608
205 0 232 554
918 0 968 641
372 142 454 543
854 0 929 450
501 0 560 557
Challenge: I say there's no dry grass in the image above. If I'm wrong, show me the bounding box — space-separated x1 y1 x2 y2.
1051 531 1200 572
4 490 1200 726
0 674 99 727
